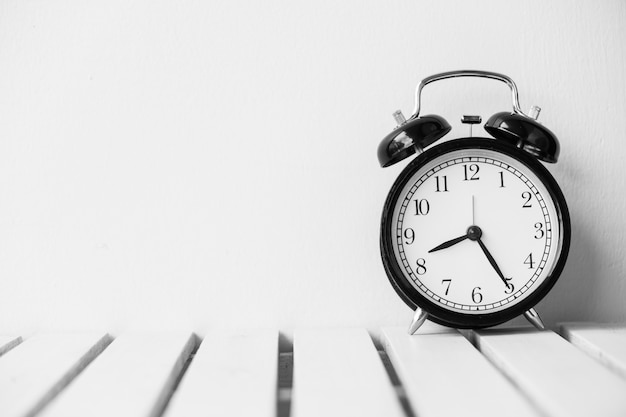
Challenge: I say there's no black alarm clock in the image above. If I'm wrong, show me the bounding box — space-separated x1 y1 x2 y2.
377 70 571 334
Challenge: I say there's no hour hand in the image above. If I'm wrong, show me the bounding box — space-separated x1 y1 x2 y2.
428 234 468 253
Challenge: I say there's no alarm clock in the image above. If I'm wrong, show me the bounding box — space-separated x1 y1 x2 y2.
377 70 571 334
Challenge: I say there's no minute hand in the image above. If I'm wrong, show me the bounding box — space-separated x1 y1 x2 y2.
476 238 509 287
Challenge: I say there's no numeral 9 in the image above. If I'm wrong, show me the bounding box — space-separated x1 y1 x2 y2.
404 228 415 245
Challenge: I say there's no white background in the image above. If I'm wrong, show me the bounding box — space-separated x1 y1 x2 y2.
0 0 625 335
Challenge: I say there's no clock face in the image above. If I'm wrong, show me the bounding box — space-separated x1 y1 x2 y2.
381 139 570 327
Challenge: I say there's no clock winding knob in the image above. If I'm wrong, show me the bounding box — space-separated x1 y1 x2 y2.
528 105 541 120
393 110 407 126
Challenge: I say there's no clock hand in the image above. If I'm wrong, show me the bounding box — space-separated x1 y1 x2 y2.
429 224 483 253
476 237 510 288
431 196 479 254
472 195 475 225
430 226 510 289
470 198 510 289
430 195 481 253
428 234 468 253
465 225 509 288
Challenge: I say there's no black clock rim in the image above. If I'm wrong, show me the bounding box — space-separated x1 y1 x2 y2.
380 137 571 329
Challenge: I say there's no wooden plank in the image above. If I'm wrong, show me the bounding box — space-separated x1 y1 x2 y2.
474 328 626 417
0 335 22 356
383 327 539 417
0 332 112 417
39 332 197 417
291 328 404 417
560 323 626 379
163 330 278 417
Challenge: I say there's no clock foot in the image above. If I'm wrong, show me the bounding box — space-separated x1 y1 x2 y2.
408 307 429 335
524 308 546 330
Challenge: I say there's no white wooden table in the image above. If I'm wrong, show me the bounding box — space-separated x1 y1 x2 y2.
1 323 625 417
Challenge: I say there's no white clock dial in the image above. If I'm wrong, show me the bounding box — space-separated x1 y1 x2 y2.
391 148 561 314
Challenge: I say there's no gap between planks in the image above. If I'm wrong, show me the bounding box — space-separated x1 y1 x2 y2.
4 325 625 417
278 331 414 417
0 329 538 417
3 332 290 417
0 335 23 357
0 333 114 417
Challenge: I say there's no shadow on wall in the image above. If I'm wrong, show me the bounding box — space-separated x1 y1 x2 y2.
540 216 599 326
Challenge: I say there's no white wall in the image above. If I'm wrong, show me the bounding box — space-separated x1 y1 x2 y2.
0 0 625 335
